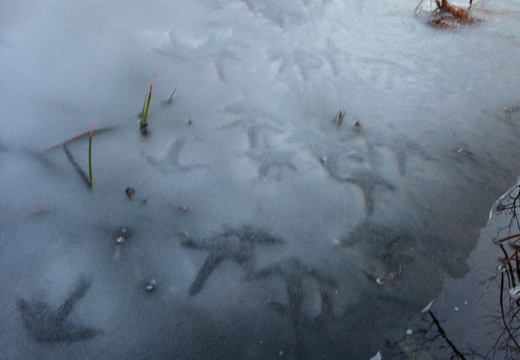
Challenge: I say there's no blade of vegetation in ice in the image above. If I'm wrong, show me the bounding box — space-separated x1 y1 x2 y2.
46 125 104 189
45 127 115 151
139 73 157 133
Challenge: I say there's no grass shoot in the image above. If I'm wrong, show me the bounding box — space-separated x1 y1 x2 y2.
48 124 108 189
139 73 157 134
165 87 177 105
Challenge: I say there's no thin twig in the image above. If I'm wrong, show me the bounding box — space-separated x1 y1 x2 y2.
499 272 520 350
496 233 520 244
428 310 467 359
45 127 114 151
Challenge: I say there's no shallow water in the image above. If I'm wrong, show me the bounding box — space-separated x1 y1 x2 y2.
1 0 520 358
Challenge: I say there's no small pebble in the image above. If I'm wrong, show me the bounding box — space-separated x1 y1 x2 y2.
454 307 459 311
145 279 157 292
405 329 413 335
116 228 129 243
278 350 284 356
125 187 136 199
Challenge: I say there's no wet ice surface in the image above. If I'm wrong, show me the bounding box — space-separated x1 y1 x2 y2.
1 0 520 358
16 278 103 343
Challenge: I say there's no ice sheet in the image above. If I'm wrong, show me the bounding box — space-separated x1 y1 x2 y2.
1 0 520 358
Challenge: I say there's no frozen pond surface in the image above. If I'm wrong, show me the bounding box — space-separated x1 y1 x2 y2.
1 0 520 358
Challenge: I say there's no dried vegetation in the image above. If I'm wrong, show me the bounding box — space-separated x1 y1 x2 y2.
415 0 480 29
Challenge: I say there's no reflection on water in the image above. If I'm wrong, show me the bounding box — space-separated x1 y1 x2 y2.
381 183 520 359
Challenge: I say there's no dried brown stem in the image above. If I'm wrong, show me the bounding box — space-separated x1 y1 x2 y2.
435 0 472 20
45 127 114 151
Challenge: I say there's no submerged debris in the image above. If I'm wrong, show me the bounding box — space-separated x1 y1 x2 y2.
333 110 345 128
125 187 136 199
376 266 402 285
